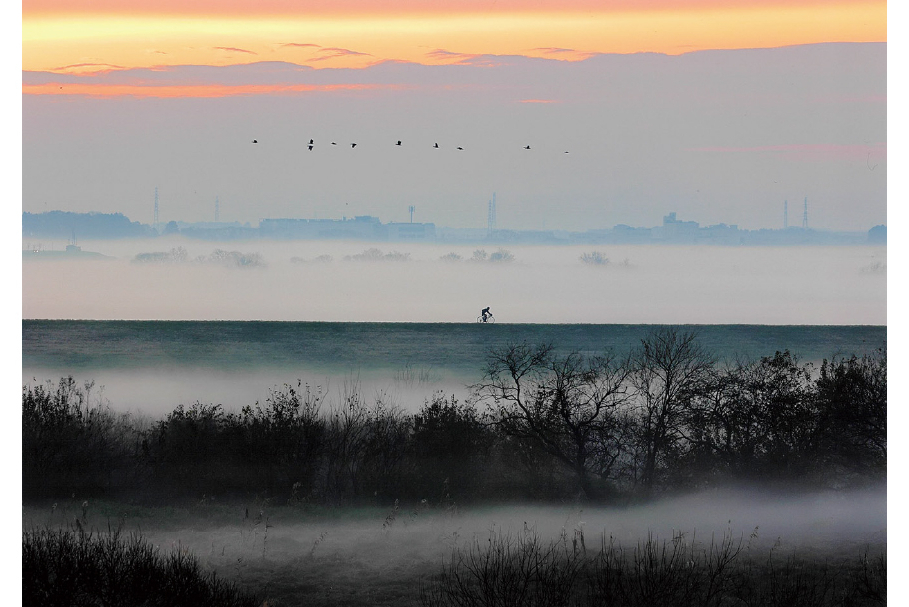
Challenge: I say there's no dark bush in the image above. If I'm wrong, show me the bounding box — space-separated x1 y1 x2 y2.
23 527 259 607
408 393 495 503
149 381 326 500
813 350 887 481
22 377 133 499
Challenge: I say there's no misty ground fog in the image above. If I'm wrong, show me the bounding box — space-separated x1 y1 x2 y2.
22 238 886 324
22 486 886 605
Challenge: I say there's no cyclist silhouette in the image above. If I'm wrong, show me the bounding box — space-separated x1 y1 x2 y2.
481 307 491 322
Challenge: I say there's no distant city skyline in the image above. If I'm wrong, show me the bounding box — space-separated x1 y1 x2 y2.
27 188 886 234
22 208 885 251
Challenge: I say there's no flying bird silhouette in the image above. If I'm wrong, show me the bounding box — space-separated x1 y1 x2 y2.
309 139 314 145
433 143 439 148
351 143 357 148
524 145 531 150
331 142 337 145
308 145 314 151
457 147 464 150
252 139 258 144
396 141 402 146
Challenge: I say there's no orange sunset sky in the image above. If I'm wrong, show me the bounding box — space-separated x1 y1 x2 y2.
24 0 886 79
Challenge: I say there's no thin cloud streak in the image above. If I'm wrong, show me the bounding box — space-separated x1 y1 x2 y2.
213 46 258 55
53 62 125 72
424 49 509 67
306 47 373 62
530 47 596 60
22 82 400 98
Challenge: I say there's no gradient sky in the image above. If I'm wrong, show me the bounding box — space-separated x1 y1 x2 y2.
21 0 887 231
24 1 885 75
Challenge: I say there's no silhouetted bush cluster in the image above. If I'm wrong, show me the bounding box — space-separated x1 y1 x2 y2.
344 247 411 261
22 329 885 505
132 247 264 266
469 248 515 263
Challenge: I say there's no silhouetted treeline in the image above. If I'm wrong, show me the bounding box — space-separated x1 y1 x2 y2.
22 328 886 505
23 211 156 239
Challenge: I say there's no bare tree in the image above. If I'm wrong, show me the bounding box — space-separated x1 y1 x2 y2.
630 327 715 495
473 342 632 498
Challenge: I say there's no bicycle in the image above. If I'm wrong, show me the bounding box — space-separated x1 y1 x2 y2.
476 314 496 324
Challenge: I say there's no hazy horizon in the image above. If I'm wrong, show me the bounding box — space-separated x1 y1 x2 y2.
21 238 886 325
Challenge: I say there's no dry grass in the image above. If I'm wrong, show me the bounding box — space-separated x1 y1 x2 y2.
22 497 886 607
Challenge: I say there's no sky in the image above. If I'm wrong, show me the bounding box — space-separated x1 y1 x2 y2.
20 0 887 232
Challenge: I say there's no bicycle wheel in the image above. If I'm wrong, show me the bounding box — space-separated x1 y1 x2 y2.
477 316 484 323
486 315 495 324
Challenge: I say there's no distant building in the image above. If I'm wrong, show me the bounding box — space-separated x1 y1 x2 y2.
386 222 437 241
259 216 386 240
868 225 886 244
177 221 258 241
651 212 700 242
698 223 742 245
609 223 653 244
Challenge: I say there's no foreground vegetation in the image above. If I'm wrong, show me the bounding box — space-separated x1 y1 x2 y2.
23 526 259 606
22 327 886 604
22 512 885 607
421 527 886 607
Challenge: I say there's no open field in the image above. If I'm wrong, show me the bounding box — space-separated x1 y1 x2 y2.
24 487 886 606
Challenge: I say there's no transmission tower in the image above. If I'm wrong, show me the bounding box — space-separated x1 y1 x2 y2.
802 197 808 228
154 187 159 230
487 192 497 233
408 205 415 223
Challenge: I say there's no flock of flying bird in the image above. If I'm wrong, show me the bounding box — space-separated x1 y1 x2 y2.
251 138 569 153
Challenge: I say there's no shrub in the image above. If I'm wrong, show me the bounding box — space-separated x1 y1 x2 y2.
421 528 584 607
470 249 488 262
409 394 494 503
23 527 259 607
203 249 265 267
149 382 327 500
22 377 134 499
580 251 609 265
345 248 411 261
133 246 188 263
488 249 515 263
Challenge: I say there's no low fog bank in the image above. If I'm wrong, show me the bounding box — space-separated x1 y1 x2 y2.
22 238 886 324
